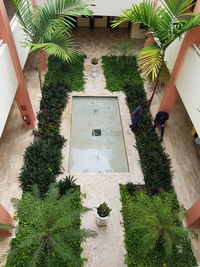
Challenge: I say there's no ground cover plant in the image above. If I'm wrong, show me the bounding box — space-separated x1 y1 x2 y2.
6 184 95 267
120 186 196 267
102 55 197 266
44 55 86 91
5 55 89 266
102 55 172 190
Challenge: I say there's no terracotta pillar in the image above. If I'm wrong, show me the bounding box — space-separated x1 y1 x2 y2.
159 0 200 113
0 0 35 128
144 0 158 46
186 199 200 228
31 0 47 72
38 50 47 72
0 204 14 236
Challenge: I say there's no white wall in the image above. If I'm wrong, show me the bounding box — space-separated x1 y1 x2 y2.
0 17 29 137
175 47 200 136
164 36 184 73
10 16 30 69
37 0 143 16
0 43 18 137
89 0 142 16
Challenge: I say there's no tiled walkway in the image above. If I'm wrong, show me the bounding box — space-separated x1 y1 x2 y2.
0 28 200 265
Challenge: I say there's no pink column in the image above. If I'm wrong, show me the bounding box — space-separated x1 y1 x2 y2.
186 199 200 228
38 50 47 72
0 204 14 236
31 0 47 72
0 0 35 128
159 1 200 113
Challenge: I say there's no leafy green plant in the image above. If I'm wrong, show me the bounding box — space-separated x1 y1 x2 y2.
11 0 92 88
120 185 197 266
125 182 137 196
109 35 135 68
6 184 96 267
112 0 200 105
91 58 99 65
57 175 76 196
96 202 111 217
102 55 172 190
19 136 65 196
44 55 86 91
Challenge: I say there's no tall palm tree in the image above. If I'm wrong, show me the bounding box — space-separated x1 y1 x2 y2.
112 0 200 105
7 184 96 266
130 192 192 258
11 0 92 88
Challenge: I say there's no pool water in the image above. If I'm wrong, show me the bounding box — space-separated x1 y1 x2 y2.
69 96 129 173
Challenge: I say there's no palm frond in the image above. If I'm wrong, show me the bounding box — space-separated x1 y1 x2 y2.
10 0 37 40
112 0 158 28
0 224 14 230
27 30 78 62
139 45 163 80
109 35 135 56
28 245 45 267
163 0 195 18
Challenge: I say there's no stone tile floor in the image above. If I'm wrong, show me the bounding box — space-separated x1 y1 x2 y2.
0 27 200 266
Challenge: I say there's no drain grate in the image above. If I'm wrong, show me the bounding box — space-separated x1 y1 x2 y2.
92 129 101 136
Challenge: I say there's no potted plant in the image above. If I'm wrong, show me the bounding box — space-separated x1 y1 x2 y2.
96 202 111 226
91 58 99 65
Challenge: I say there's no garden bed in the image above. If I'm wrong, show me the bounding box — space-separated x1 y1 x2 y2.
102 55 197 266
5 56 86 266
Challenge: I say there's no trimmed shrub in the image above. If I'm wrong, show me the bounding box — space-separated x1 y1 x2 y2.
120 185 197 267
44 55 86 91
102 55 172 191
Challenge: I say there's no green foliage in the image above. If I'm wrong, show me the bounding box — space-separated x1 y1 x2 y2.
120 185 197 267
112 0 200 80
44 55 86 91
19 136 64 196
6 184 96 267
125 182 137 196
109 35 135 57
91 58 99 65
102 55 172 190
96 202 111 217
11 0 92 62
57 175 77 196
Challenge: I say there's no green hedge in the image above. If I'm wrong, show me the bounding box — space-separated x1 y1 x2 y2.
102 56 196 266
6 56 86 265
19 82 68 196
44 55 86 91
102 55 172 191
6 187 83 267
120 186 197 267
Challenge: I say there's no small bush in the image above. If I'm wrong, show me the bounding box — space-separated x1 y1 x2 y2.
125 182 137 195
44 55 86 91
102 55 172 191
57 175 77 196
97 202 111 217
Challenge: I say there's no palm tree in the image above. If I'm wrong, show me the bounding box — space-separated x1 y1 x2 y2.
7 184 96 266
109 35 135 68
130 192 192 258
112 0 200 105
11 0 92 88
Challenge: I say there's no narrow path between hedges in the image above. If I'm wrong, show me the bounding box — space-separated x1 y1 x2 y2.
60 28 144 267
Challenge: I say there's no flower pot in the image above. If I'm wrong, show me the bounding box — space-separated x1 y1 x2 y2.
96 210 109 226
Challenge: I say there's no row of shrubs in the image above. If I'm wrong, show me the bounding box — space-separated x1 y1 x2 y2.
102 55 197 266
102 55 172 191
6 55 86 266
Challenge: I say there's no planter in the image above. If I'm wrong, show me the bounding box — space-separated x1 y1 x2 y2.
96 210 109 226
91 63 99 78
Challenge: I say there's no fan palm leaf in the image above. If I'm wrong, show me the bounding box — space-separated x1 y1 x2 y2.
8 184 96 266
139 45 163 80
